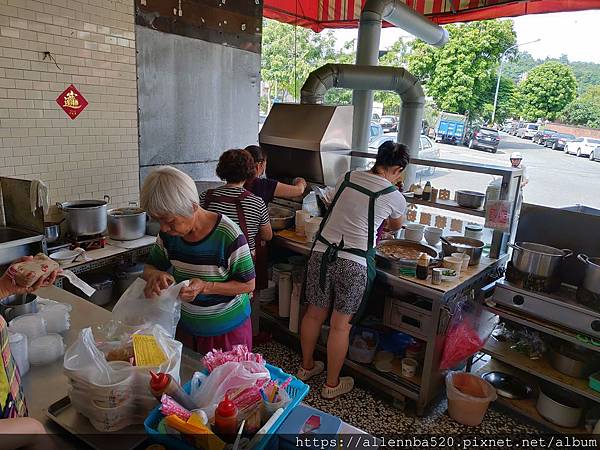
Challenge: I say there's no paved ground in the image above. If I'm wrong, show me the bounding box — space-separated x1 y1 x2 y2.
423 133 600 210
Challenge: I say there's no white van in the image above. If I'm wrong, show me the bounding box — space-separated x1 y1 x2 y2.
516 123 539 139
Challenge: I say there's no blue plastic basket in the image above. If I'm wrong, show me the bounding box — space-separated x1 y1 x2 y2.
144 363 309 450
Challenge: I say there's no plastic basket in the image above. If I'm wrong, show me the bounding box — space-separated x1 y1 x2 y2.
144 363 309 450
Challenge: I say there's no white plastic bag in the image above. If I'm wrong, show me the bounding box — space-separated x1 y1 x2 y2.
190 361 270 419
111 278 188 338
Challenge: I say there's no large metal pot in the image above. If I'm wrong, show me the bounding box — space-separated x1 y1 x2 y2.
455 190 485 209
441 236 484 266
549 344 593 378
81 273 114 306
114 262 144 298
108 207 147 241
57 195 110 236
508 242 572 278
43 221 62 243
536 383 584 428
578 254 600 295
0 294 38 321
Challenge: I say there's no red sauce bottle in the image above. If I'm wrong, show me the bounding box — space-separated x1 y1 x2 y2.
214 394 239 441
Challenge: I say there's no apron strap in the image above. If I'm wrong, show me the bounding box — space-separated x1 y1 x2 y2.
203 189 252 241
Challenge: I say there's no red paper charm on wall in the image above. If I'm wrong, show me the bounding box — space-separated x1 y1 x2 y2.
56 84 88 119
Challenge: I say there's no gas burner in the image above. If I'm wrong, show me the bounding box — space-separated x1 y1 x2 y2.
505 262 561 293
66 233 106 250
493 278 600 338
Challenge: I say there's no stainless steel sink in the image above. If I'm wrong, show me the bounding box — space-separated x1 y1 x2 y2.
0 227 40 244
0 227 44 266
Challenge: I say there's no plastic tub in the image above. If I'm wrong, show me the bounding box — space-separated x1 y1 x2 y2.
446 372 497 426
29 333 65 366
348 329 378 364
8 331 29 376
9 314 47 339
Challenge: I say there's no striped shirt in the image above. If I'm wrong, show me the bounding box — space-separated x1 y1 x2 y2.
199 186 269 253
146 214 255 337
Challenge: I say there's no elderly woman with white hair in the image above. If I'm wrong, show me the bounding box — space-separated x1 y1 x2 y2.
141 166 256 352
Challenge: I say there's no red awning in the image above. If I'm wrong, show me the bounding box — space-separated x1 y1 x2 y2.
264 0 600 31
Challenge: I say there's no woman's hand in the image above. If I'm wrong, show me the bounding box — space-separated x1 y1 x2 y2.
0 257 61 298
178 278 212 303
144 271 175 298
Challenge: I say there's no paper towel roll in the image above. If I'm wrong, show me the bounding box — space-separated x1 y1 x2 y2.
289 282 301 333
278 272 292 318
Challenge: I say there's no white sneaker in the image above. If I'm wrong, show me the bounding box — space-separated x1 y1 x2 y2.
321 376 354 399
296 361 325 381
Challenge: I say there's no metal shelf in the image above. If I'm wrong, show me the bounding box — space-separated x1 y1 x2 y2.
404 196 486 218
259 304 421 401
482 337 600 403
475 359 590 434
483 303 600 353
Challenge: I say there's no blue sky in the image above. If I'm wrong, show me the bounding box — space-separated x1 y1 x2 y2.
332 10 600 64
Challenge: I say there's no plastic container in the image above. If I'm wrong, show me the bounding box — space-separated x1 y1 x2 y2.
38 303 70 333
29 333 65 366
278 272 292 318
379 332 413 357
8 331 29 376
348 329 378 364
9 314 47 339
262 387 291 422
446 372 497 426
214 394 239 440
144 363 309 450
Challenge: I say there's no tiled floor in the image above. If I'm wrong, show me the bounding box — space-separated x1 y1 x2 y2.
255 340 545 435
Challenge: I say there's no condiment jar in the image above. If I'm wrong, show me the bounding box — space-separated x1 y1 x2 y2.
464 223 483 241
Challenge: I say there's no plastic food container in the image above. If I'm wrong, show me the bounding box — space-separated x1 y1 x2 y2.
29 333 65 366
38 304 70 333
348 329 378 364
9 314 47 339
446 372 497 426
8 331 29 376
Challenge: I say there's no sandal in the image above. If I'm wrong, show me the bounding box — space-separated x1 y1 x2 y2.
321 376 354 399
296 361 324 381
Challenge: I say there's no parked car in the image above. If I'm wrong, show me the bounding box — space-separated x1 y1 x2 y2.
379 115 398 132
369 122 383 141
508 122 522 135
589 146 600 162
544 133 575 150
515 123 540 139
564 137 600 157
532 129 556 145
368 133 440 174
463 126 500 153
372 113 381 122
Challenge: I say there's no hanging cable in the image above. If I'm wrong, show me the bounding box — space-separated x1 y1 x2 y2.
294 0 298 102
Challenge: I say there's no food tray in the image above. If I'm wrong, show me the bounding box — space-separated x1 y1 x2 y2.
46 396 146 450
144 363 309 450
376 239 439 269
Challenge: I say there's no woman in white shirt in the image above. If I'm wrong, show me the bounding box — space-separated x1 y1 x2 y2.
297 141 409 399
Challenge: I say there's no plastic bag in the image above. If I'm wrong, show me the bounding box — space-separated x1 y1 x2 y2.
190 361 270 419
111 278 188 338
440 296 498 370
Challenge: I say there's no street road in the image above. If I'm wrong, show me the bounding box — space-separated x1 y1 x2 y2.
423 133 600 210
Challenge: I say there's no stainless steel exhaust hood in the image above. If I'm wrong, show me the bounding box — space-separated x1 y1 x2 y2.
258 103 353 186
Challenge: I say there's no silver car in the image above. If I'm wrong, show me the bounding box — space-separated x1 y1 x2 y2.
516 123 540 139
368 134 440 175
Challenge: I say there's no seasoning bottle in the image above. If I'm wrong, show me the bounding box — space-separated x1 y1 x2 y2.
416 253 429 280
422 181 432 201
149 371 197 411
214 394 239 441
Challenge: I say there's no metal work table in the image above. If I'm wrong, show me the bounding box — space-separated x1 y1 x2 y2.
268 232 507 415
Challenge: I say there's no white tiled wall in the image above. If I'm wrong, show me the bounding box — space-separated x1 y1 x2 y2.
0 0 138 215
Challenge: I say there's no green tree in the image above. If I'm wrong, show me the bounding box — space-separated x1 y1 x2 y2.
503 51 538 83
323 39 355 105
560 86 600 128
261 19 336 110
519 61 577 121
482 76 520 123
407 20 517 119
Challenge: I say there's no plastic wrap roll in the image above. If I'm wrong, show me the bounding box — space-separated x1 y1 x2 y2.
278 272 292 318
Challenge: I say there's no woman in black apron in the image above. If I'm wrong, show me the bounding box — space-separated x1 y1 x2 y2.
297 142 410 399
